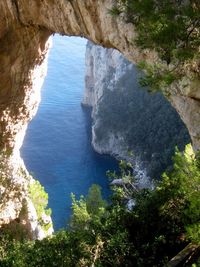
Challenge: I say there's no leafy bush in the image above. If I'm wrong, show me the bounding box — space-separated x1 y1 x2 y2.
0 145 199 266
29 180 52 231
110 0 200 90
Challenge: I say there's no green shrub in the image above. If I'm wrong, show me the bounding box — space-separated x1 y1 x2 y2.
0 145 199 266
29 180 52 231
110 0 200 91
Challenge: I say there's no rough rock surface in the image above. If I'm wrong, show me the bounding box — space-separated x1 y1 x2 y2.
0 0 199 152
0 0 199 231
0 154 53 239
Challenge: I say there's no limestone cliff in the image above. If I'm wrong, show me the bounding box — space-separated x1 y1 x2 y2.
83 42 190 178
0 0 199 230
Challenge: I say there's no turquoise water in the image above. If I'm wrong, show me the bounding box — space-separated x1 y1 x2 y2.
21 35 118 230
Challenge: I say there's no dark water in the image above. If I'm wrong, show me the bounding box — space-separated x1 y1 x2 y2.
21 35 118 230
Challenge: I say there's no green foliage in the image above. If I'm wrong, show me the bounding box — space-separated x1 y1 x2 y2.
0 146 199 266
70 184 107 230
29 180 52 231
108 144 200 265
111 0 200 63
0 222 29 243
137 61 178 93
108 160 138 201
86 184 107 216
108 6 122 16
156 144 200 244
110 0 200 91
29 180 51 218
70 193 91 230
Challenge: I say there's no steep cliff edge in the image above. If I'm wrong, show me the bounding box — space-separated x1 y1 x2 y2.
0 0 199 230
83 42 190 178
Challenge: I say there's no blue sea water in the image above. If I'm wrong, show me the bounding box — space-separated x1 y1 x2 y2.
21 35 118 230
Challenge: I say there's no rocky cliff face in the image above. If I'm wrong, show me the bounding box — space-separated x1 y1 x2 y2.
83 41 190 179
0 154 53 239
0 0 199 231
82 41 129 111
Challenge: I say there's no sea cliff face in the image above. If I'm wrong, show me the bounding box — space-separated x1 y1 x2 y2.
0 0 199 232
83 42 190 179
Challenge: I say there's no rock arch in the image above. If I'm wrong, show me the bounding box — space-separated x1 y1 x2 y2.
0 0 199 153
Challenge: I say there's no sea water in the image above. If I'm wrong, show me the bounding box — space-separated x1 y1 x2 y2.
21 35 118 230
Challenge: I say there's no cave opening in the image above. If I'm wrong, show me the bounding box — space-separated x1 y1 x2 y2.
20 34 118 231
19 33 191 232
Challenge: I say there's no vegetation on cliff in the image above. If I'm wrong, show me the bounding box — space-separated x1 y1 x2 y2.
94 65 190 178
29 180 52 232
0 145 199 266
110 0 200 92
